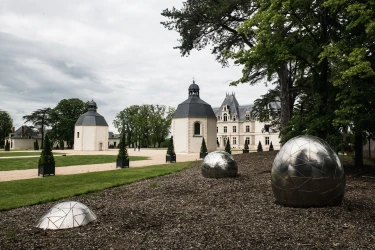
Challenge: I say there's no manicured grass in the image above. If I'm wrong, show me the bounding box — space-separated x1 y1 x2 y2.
0 152 63 157
0 162 194 210
0 155 148 171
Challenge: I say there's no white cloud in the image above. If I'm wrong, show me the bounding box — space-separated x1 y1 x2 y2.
0 0 270 133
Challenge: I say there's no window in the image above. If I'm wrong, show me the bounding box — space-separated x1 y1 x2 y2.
194 122 201 135
264 124 270 132
233 115 236 121
114 142 117 147
217 127 218 133
233 126 237 132
224 113 227 121
224 126 227 133
246 126 250 132
233 137 237 145
246 137 250 145
77 132 79 138
265 137 270 145
217 116 220 120
245 113 250 121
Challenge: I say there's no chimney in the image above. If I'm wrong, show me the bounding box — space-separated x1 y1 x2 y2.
12 127 15 133
21 126 24 137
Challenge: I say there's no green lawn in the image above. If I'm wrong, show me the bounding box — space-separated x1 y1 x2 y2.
0 155 148 171
0 152 63 157
0 162 194 211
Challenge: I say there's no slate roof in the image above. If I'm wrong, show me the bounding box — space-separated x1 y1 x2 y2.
173 83 216 119
75 100 108 126
10 125 41 139
213 94 281 122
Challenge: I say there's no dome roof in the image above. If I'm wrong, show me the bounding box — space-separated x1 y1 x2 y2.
75 100 108 126
188 81 199 90
173 83 216 119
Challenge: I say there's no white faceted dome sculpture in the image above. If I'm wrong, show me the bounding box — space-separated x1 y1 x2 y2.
271 135 345 207
35 201 97 230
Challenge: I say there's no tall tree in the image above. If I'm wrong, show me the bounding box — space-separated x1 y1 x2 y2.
49 98 88 148
0 110 12 147
161 0 299 135
23 108 51 148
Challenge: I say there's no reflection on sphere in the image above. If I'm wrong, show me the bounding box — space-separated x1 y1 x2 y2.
271 135 345 207
201 151 238 178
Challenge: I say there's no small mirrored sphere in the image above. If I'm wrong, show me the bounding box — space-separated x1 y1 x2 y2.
271 135 345 207
35 201 97 230
202 151 238 178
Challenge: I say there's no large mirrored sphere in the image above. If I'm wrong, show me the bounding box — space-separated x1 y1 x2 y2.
202 151 238 178
35 201 97 230
271 135 345 207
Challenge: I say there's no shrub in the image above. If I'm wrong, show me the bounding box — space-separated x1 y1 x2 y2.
4 140 10 151
117 133 129 160
38 134 55 165
200 137 208 153
225 139 231 154
257 141 263 152
167 136 176 156
269 141 274 151
244 140 249 150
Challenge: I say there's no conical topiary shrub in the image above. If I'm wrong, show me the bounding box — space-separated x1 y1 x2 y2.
38 134 55 176
35 140 39 150
117 132 129 168
200 137 208 158
243 140 249 153
4 140 10 151
257 141 263 152
269 141 274 151
166 136 176 163
225 138 231 155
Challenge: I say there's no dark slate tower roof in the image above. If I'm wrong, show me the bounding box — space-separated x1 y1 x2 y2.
173 81 216 119
75 100 108 126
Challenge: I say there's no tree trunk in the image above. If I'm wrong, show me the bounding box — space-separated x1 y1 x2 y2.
354 130 364 167
278 63 292 132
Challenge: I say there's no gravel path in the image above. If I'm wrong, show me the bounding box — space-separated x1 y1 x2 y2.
0 151 374 249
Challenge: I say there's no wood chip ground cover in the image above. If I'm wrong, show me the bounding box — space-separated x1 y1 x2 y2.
0 151 374 249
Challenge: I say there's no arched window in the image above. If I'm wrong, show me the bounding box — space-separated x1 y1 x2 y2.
194 122 201 135
224 113 227 121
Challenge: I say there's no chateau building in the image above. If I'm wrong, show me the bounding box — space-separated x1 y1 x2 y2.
74 100 109 151
172 82 217 153
213 93 280 151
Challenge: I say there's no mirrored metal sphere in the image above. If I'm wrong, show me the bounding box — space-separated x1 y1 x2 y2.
271 135 345 207
201 151 238 178
35 201 97 230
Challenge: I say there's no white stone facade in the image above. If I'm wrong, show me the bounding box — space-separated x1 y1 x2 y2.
172 117 217 153
74 126 108 151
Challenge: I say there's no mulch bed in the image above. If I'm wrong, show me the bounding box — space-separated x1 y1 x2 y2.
1 151 375 249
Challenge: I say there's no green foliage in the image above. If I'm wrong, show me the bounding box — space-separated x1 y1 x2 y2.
269 141 274 151
225 139 231 154
114 105 175 148
167 136 175 156
244 140 249 150
4 140 10 151
23 108 51 149
200 137 208 153
0 162 193 211
38 134 54 165
0 110 12 147
117 132 129 160
49 98 88 148
257 141 263 152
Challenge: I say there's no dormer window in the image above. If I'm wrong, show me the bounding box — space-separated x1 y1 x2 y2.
245 111 250 121
233 115 236 121
223 113 228 121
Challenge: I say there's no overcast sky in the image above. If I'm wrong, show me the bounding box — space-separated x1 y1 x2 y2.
0 0 270 133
